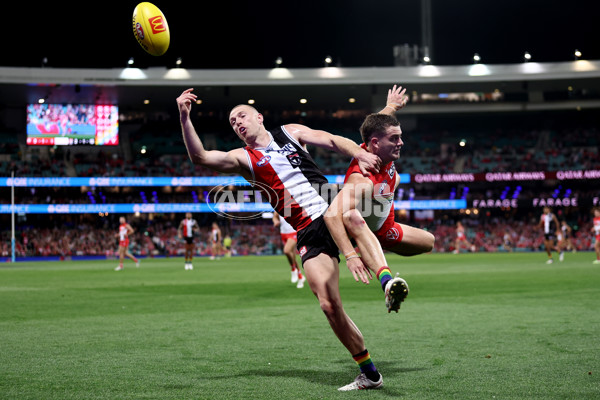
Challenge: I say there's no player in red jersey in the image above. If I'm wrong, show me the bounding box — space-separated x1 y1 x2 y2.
178 212 199 270
454 221 475 254
324 111 435 311
592 208 600 264
273 211 305 288
115 216 139 271
178 85 394 391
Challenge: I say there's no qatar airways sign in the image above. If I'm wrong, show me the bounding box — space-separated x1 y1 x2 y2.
484 171 546 182
414 173 475 183
413 170 600 184
555 170 600 180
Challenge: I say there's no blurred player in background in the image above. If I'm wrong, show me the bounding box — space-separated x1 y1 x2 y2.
559 220 575 253
223 233 232 257
454 221 475 254
539 207 562 264
115 216 139 271
273 211 305 289
210 222 223 260
503 230 513 252
178 212 199 270
592 208 600 264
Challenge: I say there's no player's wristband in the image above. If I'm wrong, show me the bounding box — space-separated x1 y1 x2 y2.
345 255 360 261
344 251 358 258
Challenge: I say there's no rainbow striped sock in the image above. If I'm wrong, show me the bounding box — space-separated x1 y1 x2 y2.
376 267 393 291
352 349 379 380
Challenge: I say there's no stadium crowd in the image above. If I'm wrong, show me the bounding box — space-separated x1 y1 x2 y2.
1 213 596 260
1 110 598 260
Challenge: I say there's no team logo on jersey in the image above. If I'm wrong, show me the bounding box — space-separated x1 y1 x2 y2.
373 181 393 203
256 155 271 167
287 153 302 167
388 163 396 179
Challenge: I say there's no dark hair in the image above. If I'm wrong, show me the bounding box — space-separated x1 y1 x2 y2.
359 113 400 143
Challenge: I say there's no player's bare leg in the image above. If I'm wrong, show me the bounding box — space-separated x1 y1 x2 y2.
384 224 434 257
341 209 409 313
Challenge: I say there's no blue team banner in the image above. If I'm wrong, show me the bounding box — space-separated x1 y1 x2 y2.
0 177 252 187
0 198 465 214
395 199 467 210
0 174 412 187
0 203 275 214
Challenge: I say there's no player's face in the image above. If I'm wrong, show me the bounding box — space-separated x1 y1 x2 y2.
374 125 403 163
595 210 600 217
186 213 192 219
119 217 125 224
229 106 263 143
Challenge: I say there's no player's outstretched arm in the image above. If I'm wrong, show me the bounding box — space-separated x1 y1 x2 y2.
177 88 245 174
324 174 378 284
286 123 381 175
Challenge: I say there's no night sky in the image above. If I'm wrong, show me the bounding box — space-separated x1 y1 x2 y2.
5 0 598 70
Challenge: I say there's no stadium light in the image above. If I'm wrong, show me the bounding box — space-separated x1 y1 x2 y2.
423 55 431 64
274 57 283 67
127 57 135 66
523 51 532 62
574 49 582 60
473 53 481 63
175 57 183 67
324 55 333 67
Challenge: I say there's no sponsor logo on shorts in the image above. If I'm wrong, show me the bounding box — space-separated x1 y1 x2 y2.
385 227 400 241
299 246 307 256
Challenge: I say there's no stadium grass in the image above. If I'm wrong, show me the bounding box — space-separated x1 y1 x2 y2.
0 252 598 399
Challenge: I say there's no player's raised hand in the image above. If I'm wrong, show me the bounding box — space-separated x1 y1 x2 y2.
177 88 197 119
386 85 409 111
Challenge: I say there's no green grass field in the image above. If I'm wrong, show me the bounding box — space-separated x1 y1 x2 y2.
1 252 598 399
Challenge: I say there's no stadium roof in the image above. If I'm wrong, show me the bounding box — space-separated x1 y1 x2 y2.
1 61 599 112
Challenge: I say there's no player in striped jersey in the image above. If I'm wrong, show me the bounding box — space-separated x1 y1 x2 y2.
539 207 561 264
178 212 199 270
177 86 402 391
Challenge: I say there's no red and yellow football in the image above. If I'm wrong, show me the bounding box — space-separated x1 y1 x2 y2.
132 2 170 56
